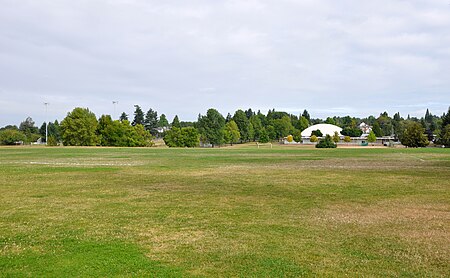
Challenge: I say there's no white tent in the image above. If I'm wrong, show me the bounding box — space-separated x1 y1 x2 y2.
301 124 342 137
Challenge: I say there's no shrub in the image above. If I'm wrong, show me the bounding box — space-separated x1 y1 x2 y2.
311 130 323 137
316 135 337 148
286 135 293 142
310 135 318 143
0 129 26 145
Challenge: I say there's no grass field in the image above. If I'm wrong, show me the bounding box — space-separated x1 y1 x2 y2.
0 145 449 277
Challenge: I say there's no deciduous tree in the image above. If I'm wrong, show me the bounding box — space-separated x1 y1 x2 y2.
61 108 100 146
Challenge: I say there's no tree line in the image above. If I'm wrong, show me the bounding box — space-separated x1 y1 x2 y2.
1 106 449 148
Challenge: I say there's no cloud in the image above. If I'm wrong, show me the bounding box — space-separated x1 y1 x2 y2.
0 0 449 126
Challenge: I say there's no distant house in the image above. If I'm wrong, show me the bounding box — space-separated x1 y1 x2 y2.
359 122 372 135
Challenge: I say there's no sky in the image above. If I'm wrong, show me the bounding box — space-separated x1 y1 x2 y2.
1 0 449 127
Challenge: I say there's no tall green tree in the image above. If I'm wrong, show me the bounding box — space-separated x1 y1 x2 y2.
132 105 144 126
171 115 181 128
249 115 263 141
258 127 270 143
224 120 240 145
61 108 100 146
400 121 429 148
120 112 128 121
372 121 383 137
144 108 158 135
233 110 250 142
19 117 39 142
302 109 311 123
158 114 169 127
439 124 450 147
198 109 225 147
273 116 294 139
297 116 309 131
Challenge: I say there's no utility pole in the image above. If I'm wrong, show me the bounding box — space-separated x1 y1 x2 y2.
112 101 118 119
44 102 49 145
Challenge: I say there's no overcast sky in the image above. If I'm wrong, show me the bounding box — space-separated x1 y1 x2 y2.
1 0 449 127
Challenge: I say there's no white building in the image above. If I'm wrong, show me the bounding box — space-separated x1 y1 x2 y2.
301 124 342 137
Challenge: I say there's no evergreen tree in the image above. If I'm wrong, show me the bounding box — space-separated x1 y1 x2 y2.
120 112 128 121
302 109 311 123
171 115 181 128
132 105 144 126
144 108 158 134
158 114 169 127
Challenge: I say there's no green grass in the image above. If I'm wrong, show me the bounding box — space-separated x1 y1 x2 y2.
0 146 449 277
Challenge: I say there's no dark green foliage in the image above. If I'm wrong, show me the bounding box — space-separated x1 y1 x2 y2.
266 125 277 140
439 124 450 147
249 115 263 141
40 120 61 142
171 115 181 128
158 114 169 127
97 115 153 147
233 110 251 142
0 129 26 145
19 117 39 142
197 108 225 147
164 127 199 147
297 116 309 131
0 125 18 131
181 127 200 147
258 127 270 143
316 134 337 148
119 112 128 121
302 109 311 122
400 121 429 148
61 108 100 146
132 105 144 126
144 108 158 135
341 127 363 137
325 117 336 125
273 116 294 139
292 129 302 142
441 107 450 129
311 129 323 137
372 121 383 137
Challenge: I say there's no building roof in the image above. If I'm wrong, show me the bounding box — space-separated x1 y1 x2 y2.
301 123 342 137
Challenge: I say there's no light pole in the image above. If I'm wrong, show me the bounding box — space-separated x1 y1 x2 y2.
44 102 49 145
112 101 118 119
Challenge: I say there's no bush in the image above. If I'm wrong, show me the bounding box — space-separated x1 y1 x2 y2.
310 135 318 143
47 135 59 146
311 130 323 137
316 135 337 148
341 127 363 137
286 135 293 142
0 129 26 145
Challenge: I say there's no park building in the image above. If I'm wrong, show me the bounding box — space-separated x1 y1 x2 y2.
283 123 398 146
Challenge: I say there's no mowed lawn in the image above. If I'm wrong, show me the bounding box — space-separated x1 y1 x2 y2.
0 146 449 277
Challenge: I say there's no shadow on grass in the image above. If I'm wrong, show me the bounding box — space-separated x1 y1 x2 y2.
0 238 185 277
